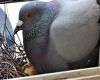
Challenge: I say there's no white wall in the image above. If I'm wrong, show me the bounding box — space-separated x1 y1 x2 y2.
0 2 31 45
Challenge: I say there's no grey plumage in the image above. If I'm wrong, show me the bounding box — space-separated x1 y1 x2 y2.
14 0 100 74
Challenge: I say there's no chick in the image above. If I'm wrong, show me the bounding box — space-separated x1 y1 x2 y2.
23 63 38 76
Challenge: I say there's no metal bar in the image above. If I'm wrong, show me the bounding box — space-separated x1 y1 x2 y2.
0 0 33 4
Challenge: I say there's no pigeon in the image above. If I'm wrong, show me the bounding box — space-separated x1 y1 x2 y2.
14 0 100 74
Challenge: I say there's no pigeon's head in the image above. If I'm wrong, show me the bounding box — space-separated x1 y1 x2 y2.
14 1 54 34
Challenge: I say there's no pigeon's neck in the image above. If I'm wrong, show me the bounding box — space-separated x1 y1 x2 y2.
23 2 59 40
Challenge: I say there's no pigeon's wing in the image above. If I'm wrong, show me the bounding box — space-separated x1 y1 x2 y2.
50 0 99 62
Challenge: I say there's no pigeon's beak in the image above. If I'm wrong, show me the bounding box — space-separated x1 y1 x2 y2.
14 20 23 34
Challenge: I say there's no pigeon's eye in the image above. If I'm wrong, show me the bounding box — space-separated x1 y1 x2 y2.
27 12 33 18
27 10 42 19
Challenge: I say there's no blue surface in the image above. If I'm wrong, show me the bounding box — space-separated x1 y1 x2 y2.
0 8 14 47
